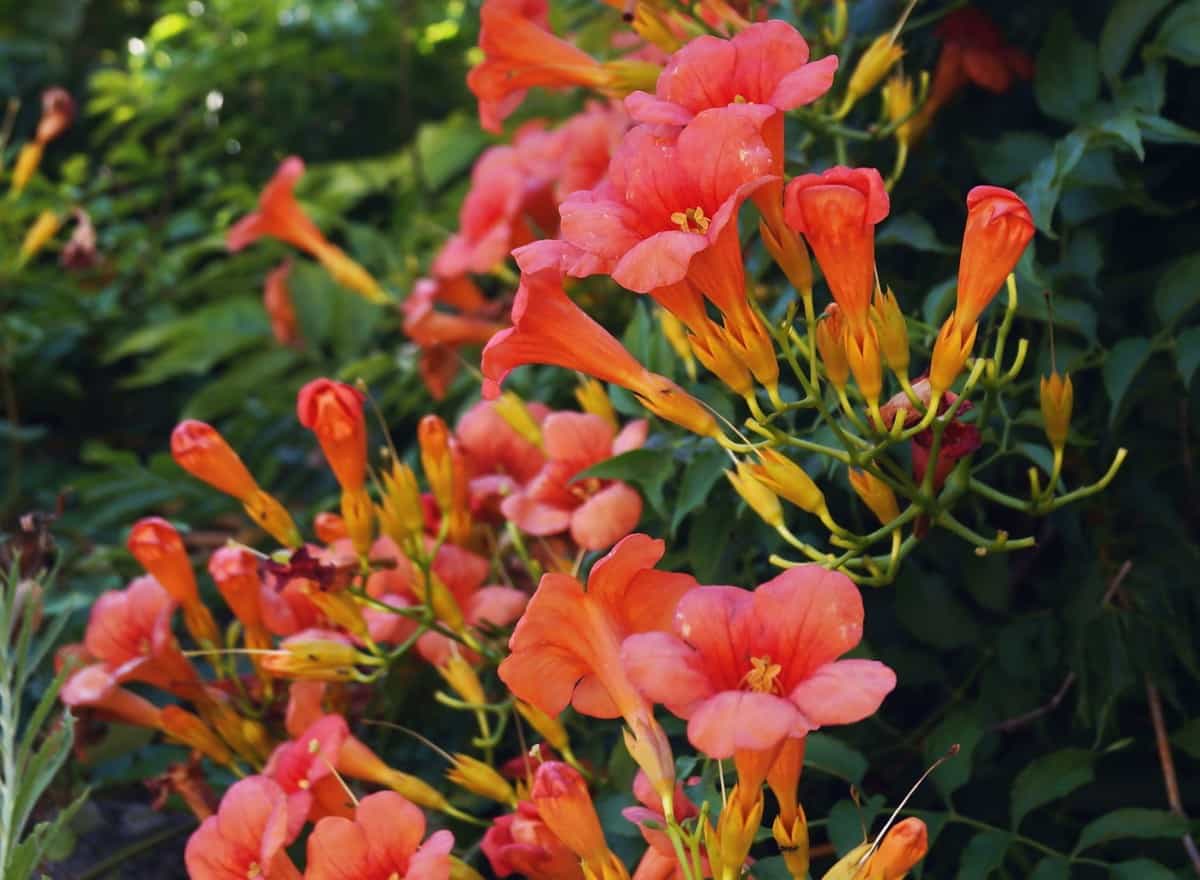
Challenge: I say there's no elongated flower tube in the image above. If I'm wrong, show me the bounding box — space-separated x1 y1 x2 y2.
264 260 301 346
227 156 387 303
297 379 368 493
499 534 695 804
127 517 219 649
172 420 301 546
482 270 719 438
930 186 1033 392
954 186 1035 329
784 167 890 335
209 546 274 678
531 762 628 880
60 665 164 730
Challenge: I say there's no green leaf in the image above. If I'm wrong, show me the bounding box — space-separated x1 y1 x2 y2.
957 830 1011 879
574 448 675 515
895 573 980 650
1035 13 1100 123
1099 0 1174 83
1075 808 1188 853
1029 858 1070 880
924 709 985 797
1102 337 1153 425
1153 0 1200 65
1138 113 1200 145
1110 860 1178 880
877 212 955 253
1172 716 1200 759
1175 327 1200 388
670 448 728 534
804 732 868 784
1010 749 1095 829
1095 114 1144 160
1154 253 1200 327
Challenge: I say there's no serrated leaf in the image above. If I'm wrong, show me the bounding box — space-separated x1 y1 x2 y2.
1075 808 1188 853
957 830 1011 879
1035 13 1100 123
1154 253 1200 327
1010 749 1095 829
1102 337 1153 425
1099 0 1174 83
574 448 675 515
804 733 868 784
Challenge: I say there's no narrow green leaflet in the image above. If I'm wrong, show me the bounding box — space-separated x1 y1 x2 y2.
1010 749 1095 829
1074 808 1188 854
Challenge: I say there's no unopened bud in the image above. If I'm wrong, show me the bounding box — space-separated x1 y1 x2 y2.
447 753 517 806
816 304 850 389
261 633 373 681
17 211 61 265
341 486 375 558
841 33 904 115
515 700 571 753
882 73 915 147
929 315 977 394
747 449 827 515
848 469 901 526
727 462 784 528
1039 371 1073 450
574 380 617 432
871 288 910 377
658 309 698 380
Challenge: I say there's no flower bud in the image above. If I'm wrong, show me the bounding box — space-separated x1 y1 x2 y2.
864 817 929 878
171 420 259 500
313 512 348 543
437 648 486 705
845 325 884 410
705 784 763 880
413 570 466 632
871 287 910 377
574 380 617 432
515 700 571 754
689 323 754 396
242 488 302 548
600 58 662 96
1040 371 1073 450
759 219 814 297
448 754 518 806
298 582 369 639
773 811 810 880
848 469 901 525
727 462 784 528
9 142 44 195
531 762 610 868
747 449 828 517
341 486 375 558
262 632 372 681
35 87 75 144
418 415 456 513
17 211 61 265
816 304 850 389
882 73 915 147
297 379 368 492
928 315 977 394
842 34 904 114
207 546 264 629
658 309 698 380
378 462 425 547
634 372 721 438
127 518 199 606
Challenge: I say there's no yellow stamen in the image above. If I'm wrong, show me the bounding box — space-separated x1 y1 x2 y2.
670 206 711 234
743 655 783 694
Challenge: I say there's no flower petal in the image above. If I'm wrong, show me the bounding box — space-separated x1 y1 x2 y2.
687 691 800 758
569 482 643 550
788 658 897 728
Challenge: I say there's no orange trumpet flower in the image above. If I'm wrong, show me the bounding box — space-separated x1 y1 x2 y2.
127 517 220 649
296 379 368 493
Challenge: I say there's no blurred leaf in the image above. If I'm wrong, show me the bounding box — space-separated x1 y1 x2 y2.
896 574 980 650
877 213 955 253
670 448 727 534
1099 0 1174 83
1102 337 1153 425
1075 808 1188 853
1174 326 1200 388
1029 859 1069 880
1035 13 1099 123
956 830 1011 879
1153 0 1200 65
1172 716 1200 759
924 709 985 797
1110 859 1178 879
804 733 867 784
1010 749 1095 829
1154 253 1200 327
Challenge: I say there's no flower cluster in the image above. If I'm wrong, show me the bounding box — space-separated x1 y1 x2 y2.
54 3 1126 878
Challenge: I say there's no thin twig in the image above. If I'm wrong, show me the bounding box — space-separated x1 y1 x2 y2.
1146 677 1200 876
993 561 1131 733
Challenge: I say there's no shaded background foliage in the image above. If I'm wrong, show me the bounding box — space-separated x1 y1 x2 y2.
2 0 1200 876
